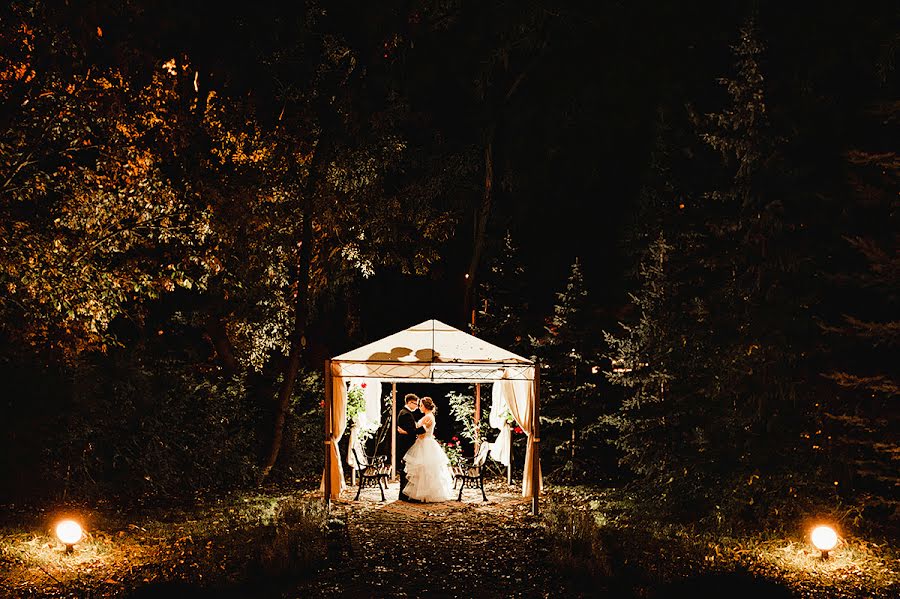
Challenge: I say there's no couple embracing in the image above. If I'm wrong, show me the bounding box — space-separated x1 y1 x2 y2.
396 394 454 502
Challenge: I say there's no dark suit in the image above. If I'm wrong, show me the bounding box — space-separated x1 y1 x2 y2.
397 406 425 501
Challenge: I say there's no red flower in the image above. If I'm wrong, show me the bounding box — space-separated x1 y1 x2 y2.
452 436 459 441
319 400 325 408
514 426 523 434
447 443 455 448
360 382 367 388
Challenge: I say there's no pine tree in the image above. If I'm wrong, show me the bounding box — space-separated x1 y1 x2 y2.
603 236 675 477
691 14 821 493
471 231 530 356
606 16 826 514
820 100 899 512
533 258 600 477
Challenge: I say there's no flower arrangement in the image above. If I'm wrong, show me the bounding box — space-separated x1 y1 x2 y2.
447 390 492 444
347 382 367 423
347 382 378 443
439 438 464 466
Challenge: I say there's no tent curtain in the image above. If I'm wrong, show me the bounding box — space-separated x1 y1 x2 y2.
488 383 510 466
348 377 382 430
501 375 543 497
489 423 511 466
345 378 382 469
488 382 506 428
346 425 367 468
322 372 348 499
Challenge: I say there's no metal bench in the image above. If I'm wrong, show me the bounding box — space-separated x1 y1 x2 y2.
352 448 390 501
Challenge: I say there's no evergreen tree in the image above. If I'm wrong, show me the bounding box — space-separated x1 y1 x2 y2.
607 16 826 516
603 235 710 495
533 258 601 478
471 231 530 355
820 100 899 513
689 15 824 506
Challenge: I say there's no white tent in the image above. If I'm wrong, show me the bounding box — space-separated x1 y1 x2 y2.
322 319 543 513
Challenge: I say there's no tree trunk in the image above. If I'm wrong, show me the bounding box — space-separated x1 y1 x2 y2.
463 127 495 322
204 315 238 375
461 31 547 323
258 192 315 482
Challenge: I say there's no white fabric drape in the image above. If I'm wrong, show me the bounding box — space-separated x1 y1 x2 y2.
489 423 511 466
348 377 382 432
489 382 507 428
344 378 382 470
501 375 542 497
347 425 368 468
488 383 511 466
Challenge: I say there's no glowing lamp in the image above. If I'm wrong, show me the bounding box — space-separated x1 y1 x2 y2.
811 525 838 559
56 519 83 553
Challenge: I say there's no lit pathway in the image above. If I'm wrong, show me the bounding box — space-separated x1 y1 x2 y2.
292 480 563 598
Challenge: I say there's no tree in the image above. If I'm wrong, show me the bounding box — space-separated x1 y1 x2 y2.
688 14 824 502
206 9 457 480
605 15 829 515
0 9 215 358
604 236 682 482
0 3 457 483
471 231 531 355
819 100 899 511
397 1 555 321
533 258 600 477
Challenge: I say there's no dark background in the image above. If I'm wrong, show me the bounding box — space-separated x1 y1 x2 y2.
0 0 895 521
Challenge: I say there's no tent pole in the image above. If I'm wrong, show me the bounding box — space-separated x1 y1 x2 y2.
507 425 513 485
474 383 481 453
324 359 333 512
532 361 541 516
391 383 397 479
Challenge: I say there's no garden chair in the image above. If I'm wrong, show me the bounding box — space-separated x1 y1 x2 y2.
455 442 490 502
352 448 390 501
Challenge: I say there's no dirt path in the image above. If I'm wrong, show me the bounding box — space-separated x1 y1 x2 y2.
293 481 564 598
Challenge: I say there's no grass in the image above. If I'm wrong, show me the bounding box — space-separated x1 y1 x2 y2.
0 490 327 597
724 534 899 597
2 482 896 597
542 484 900 598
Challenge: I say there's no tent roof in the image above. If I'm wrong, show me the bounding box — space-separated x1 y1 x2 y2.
331 319 534 382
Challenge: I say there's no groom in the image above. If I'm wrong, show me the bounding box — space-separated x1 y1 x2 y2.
396 393 425 501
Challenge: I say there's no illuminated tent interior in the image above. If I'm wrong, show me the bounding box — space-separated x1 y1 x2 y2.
322 319 543 512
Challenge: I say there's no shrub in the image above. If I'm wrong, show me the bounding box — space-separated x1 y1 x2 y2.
43 349 262 502
255 497 327 579
543 502 612 589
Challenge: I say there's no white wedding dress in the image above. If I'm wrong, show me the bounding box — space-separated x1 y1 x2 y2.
402 413 454 502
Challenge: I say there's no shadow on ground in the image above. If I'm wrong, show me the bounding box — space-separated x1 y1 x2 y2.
652 571 793 599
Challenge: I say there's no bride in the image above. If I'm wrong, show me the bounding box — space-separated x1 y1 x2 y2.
402 397 454 502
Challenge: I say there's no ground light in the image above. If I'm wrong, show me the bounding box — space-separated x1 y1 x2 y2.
811 524 838 559
55 519 84 553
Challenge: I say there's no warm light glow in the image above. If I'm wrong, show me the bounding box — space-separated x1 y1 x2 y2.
56 520 83 545
811 525 838 552
591 365 600 374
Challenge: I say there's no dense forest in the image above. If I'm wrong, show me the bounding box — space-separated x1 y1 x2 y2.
1 0 896 544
